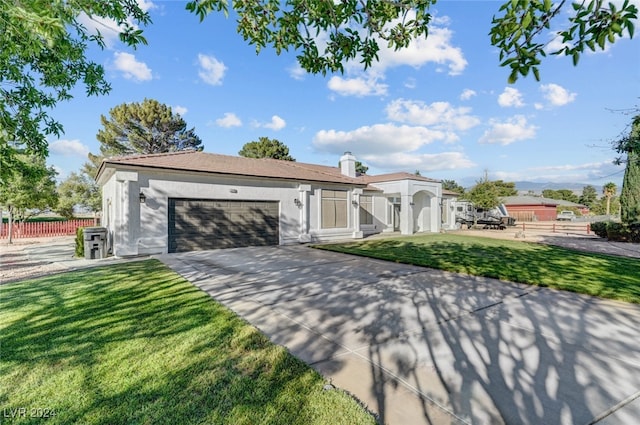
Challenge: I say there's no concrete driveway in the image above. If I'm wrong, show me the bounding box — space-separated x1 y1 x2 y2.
157 245 640 425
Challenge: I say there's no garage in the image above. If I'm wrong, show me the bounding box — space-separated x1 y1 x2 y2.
168 199 280 253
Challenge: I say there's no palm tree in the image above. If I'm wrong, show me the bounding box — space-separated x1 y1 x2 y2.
603 182 617 216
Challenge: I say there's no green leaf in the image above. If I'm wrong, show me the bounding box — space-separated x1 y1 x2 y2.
533 67 540 81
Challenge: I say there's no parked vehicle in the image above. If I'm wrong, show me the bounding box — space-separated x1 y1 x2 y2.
455 202 516 230
556 210 576 221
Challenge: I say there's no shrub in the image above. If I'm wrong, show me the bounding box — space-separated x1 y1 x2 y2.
591 221 608 238
606 222 629 241
628 222 640 243
589 221 640 242
75 227 84 258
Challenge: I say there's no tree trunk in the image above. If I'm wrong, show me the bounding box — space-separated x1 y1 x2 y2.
606 196 611 216
7 206 13 244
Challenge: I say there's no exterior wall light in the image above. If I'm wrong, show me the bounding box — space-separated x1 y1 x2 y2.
352 200 359 206
294 198 302 207
139 191 146 204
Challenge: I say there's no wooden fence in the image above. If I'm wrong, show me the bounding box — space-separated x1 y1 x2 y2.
0 219 98 239
516 221 592 235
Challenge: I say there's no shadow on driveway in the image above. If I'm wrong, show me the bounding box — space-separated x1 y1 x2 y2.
157 245 640 425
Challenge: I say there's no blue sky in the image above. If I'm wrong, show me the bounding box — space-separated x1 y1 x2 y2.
47 0 640 189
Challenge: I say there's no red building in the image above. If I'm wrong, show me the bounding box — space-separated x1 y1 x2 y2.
501 196 560 221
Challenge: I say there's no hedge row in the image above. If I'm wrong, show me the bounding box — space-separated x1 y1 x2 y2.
591 221 640 243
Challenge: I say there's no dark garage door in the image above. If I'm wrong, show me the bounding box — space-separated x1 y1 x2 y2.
168 199 280 253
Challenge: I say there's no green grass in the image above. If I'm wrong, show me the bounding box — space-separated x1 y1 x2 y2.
314 234 640 304
0 260 376 425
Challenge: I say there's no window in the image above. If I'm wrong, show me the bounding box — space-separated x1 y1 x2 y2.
321 190 347 228
359 195 373 225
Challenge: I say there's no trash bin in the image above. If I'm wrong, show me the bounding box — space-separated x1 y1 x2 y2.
84 227 108 260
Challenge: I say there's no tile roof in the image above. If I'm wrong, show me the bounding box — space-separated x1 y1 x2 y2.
359 172 440 184
500 195 560 206
98 150 443 187
98 150 366 185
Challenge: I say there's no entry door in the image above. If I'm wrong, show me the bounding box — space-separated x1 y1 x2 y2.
393 204 401 231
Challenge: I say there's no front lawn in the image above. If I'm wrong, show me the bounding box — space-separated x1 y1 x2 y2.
0 260 375 425
314 234 640 304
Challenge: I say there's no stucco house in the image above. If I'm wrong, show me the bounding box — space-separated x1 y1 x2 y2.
96 150 452 256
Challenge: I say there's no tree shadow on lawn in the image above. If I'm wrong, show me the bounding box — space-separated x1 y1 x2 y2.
0 259 359 425
320 238 640 303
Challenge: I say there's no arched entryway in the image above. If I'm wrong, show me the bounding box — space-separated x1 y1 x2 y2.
412 190 435 233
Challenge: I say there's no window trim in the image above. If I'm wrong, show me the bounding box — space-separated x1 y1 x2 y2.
321 189 348 229
359 195 374 225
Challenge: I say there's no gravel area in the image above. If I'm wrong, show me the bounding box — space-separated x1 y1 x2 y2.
0 236 134 284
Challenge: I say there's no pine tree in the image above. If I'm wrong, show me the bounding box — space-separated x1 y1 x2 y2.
96 99 203 156
239 137 295 161
617 116 640 224
620 150 640 224
85 99 203 178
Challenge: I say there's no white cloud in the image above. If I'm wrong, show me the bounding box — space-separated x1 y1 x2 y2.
478 158 624 186
313 123 446 155
173 105 188 116
374 25 467 76
197 54 227 86
327 76 388 97
460 89 477 100
362 151 476 172
215 112 242 128
498 87 525 108
77 1 156 49
404 78 417 89
136 0 156 12
540 83 577 106
288 63 307 80
386 99 481 134
77 14 123 48
263 115 286 130
113 52 152 81
479 115 537 145
545 33 569 54
252 115 286 130
530 161 613 173
309 14 465 98
50 139 90 157
494 160 622 183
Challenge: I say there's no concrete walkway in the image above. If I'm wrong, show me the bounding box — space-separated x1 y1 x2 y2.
157 245 640 425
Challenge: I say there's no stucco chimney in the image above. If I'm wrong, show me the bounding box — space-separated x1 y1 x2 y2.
340 151 356 178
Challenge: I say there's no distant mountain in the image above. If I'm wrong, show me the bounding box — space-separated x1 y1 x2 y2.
513 181 602 195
